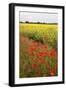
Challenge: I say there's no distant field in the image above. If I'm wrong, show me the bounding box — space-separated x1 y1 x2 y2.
20 23 58 49
19 23 58 78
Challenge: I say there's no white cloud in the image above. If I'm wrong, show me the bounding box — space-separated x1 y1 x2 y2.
20 11 58 23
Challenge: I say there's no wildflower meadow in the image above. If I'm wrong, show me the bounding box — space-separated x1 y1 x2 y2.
19 23 58 78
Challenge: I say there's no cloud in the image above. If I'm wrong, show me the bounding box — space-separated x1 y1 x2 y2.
20 11 58 23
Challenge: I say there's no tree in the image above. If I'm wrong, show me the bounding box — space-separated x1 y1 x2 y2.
25 21 29 23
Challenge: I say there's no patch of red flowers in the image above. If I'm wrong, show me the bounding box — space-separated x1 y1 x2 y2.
48 49 57 57
27 42 57 77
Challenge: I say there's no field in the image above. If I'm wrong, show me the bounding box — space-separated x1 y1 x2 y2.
19 23 58 78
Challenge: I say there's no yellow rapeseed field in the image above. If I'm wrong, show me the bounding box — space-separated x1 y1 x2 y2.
19 23 58 49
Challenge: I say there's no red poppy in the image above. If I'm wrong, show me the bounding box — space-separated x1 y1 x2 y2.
50 72 54 76
34 58 38 62
48 49 57 57
38 55 43 60
31 46 36 50
42 45 48 51
41 52 47 57
42 46 48 51
42 47 46 51
44 45 48 48
40 61 43 65
52 65 57 74
32 64 37 68
37 50 41 55
28 45 36 51
28 46 37 56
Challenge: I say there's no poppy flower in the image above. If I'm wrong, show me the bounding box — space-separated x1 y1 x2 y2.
48 49 57 57
37 50 42 55
34 58 38 62
38 56 43 60
42 47 46 51
29 45 36 51
50 72 54 76
41 52 47 57
31 46 36 50
32 64 37 68
40 61 43 65
52 65 57 74
42 45 48 50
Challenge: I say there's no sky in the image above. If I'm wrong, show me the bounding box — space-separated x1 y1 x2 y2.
19 11 58 23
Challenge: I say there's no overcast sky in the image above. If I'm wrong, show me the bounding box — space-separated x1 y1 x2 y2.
19 11 58 23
